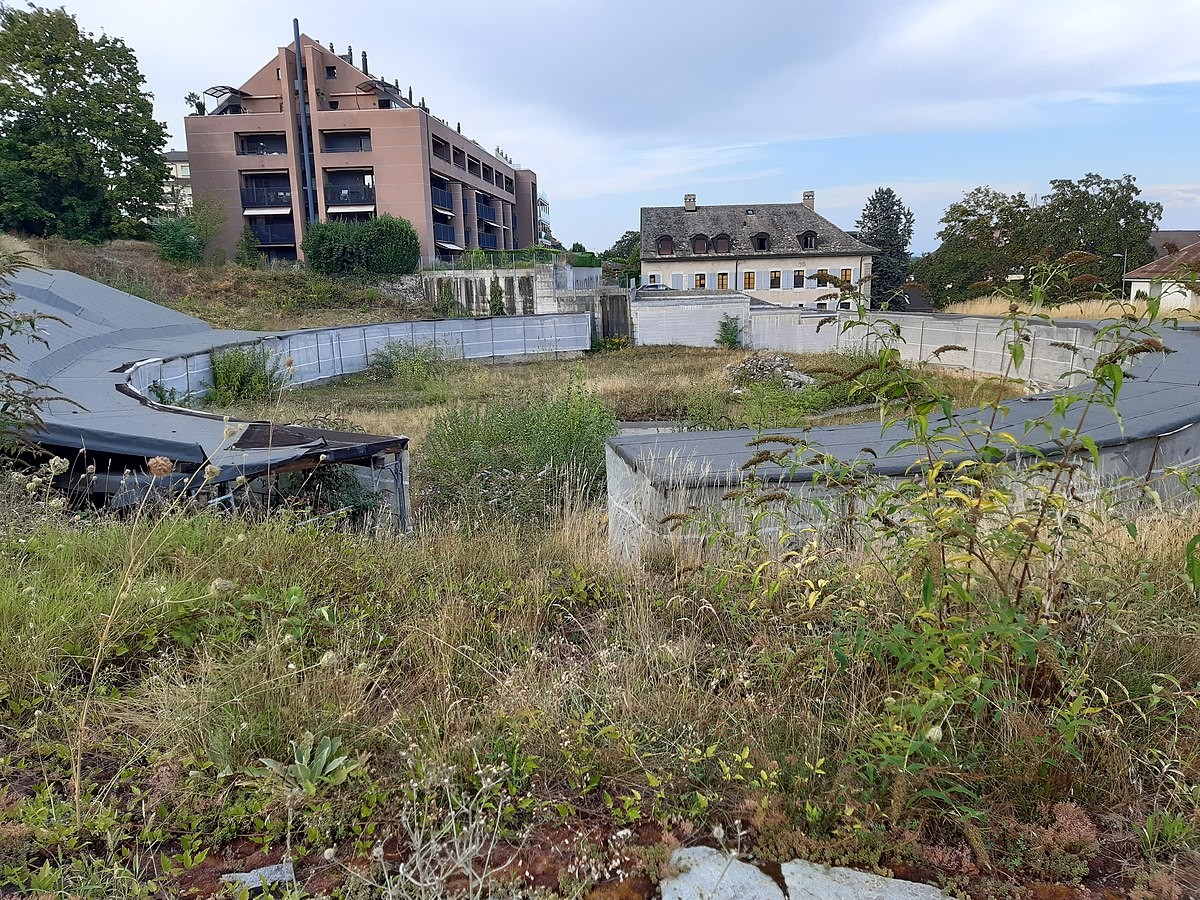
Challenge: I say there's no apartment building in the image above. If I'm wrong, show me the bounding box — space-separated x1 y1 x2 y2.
184 34 544 263
162 150 192 216
640 194 878 306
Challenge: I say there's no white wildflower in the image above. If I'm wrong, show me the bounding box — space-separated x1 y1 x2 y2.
925 724 944 744
203 464 221 481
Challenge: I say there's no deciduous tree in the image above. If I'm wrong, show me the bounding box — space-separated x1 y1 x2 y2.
0 6 168 239
855 188 915 309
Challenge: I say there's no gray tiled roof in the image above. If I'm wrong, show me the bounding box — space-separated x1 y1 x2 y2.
640 202 878 260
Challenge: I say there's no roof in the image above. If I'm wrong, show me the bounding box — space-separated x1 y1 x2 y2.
640 202 878 260
1126 240 1200 281
1150 230 1200 258
164 150 188 162
3 268 408 485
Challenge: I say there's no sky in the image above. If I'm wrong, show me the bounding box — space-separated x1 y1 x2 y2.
66 0 1200 253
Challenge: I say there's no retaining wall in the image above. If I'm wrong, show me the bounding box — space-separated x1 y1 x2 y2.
126 313 591 402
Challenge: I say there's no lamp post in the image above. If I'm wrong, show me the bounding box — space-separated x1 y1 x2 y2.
1112 250 1128 298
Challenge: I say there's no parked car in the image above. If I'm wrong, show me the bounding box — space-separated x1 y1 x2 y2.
636 283 672 295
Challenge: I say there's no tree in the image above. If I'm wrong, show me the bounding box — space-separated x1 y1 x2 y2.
912 187 1035 307
188 197 228 260
0 6 168 239
855 188 915 309
302 215 420 278
1028 173 1161 292
602 230 640 261
569 241 586 253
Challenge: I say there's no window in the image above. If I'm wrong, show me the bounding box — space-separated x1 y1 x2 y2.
800 231 817 250
841 268 853 285
276 67 281 80
770 270 781 289
753 233 770 252
328 100 339 110
656 235 674 256
648 274 659 284
379 99 392 109
180 165 190 177
691 235 708 254
713 234 731 254
743 271 756 290
717 272 729 290
325 65 337 79
793 269 804 288
817 268 829 286
694 273 706 289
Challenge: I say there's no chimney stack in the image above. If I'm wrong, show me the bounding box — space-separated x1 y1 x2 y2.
684 193 697 212
361 50 369 74
802 191 815 210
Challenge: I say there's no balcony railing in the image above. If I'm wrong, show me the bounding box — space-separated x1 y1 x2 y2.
478 233 498 250
434 223 456 243
241 186 292 207
477 203 497 223
237 138 288 155
431 186 454 210
251 223 296 244
323 184 376 204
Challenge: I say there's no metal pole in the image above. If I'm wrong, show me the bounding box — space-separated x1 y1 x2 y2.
293 19 317 227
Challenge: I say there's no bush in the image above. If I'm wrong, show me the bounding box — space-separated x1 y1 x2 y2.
419 375 616 521
365 341 453 391
234 225 264 268
715 313 743 349
152 217 203 265
302 214 420 279
206 344 287 406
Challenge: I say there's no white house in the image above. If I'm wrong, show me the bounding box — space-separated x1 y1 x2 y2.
1126 240 1200 311
639 193 878 307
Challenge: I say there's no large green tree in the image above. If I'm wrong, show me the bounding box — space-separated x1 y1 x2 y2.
855 188 915 309
0 6 168 239
1028 173 1161 291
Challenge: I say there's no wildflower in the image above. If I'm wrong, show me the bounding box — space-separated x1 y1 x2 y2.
85 464 96 475
319 650 339 668
148 457 174 478
203 464 221 481
48 457 69 475
285 357 295 368
322 847 336 861
48 498 66 510
223 424 239 440
234 475 247 486
9 471 24 483
925 724 944 744
25 479 40 493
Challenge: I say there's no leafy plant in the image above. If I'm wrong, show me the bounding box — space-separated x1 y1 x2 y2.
1139 810 1195 859
302 214 420 278
256 732 359 798
715 313 743 349
366 341 452 391
234 225 265 268
206 343 287 405
152 216 202 265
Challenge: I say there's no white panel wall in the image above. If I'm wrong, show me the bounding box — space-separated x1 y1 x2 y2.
631 296 751 348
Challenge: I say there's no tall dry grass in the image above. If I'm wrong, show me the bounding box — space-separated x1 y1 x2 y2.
948 293 1200 321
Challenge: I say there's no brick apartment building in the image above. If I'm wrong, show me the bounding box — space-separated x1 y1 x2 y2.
184 33 544 263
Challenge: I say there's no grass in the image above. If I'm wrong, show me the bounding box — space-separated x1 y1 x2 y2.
948 293 1200 321
17 235 434 331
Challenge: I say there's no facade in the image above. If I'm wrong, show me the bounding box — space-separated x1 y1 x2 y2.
640 194 878 306
1126 240 1200 311
163 150 192 215
184 35 544 263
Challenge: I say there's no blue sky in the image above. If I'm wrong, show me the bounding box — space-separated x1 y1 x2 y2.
69 0 1200 253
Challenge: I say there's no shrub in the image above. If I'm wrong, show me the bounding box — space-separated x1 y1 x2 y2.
234 225 264 268
302 214 420 279
0 249 53 452
366 341 453 391
715 313 743 349
419 375 616 521
206 344 287 406
152 216 202 265
489 276 507 316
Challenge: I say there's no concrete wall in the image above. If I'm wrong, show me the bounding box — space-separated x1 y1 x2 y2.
126 312 591 402
632 295 752 348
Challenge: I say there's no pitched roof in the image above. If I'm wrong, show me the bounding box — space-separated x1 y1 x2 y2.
1150 230 1200 258
1126 240 1200 280
164 150 188 162
640 202 878 260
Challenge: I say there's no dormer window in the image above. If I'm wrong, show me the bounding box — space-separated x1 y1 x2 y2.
656 235 675 256
691 234 708 254
753 232 770 252
800 230 817 250
713 233 731 254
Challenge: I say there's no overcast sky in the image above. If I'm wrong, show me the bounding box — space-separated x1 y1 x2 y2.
68 0 1200 252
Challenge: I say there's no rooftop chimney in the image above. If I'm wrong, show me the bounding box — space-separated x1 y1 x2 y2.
802 190 815 210
684 193 697 212
361 50 369 74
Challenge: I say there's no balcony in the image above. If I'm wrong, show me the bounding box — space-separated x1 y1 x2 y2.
324 184 376 205
241 186 292 207
322 130 372 153
237 134 287 155
478 233 498 250
251 223 296 244
477 203 497 224
434 223 456 243
431 186 454 210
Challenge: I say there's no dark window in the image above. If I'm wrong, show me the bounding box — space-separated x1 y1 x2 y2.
754 233 770 252
801 231 817 250
276 67 281 80
325 65 337 79
379 99 392 109
817 268 829 286
713 234 731 254
841 267 853 285
694 273 706 289
770 270 781 289
656 236 674 256
691 235 708 254
328 100 339 110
